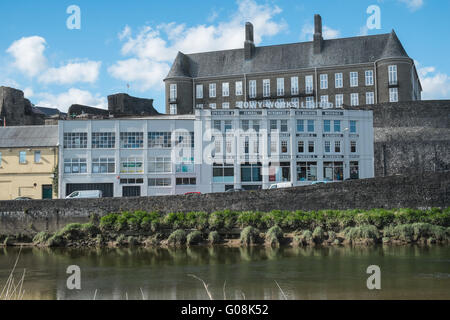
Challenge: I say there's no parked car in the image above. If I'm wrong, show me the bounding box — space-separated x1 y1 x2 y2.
14 197 33 201
268 182 293 190
184 192 201 196
310 181 328 185
66 190 103 199
226 188 244 193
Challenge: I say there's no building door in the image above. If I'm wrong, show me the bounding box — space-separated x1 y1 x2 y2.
42 185 53 199
123 186 141 197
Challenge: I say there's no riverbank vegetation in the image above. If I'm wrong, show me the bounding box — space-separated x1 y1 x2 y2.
1 208 449 248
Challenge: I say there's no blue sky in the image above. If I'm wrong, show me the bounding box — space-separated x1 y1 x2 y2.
0 0 449 113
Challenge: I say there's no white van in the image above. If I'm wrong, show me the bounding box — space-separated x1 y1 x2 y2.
268 182 293 190
66 190 103 199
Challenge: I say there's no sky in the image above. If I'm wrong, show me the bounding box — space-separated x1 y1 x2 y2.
0 0 449 113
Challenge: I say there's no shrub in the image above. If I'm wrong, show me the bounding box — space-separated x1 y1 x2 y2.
81 223 100 237
312 226 325 244
208 231 221 244
168 230 187 246
128 236 139 246
328 231 337 242
33 231 51 245
431 225 447 241
116 234 127 246
265 225 284 247
99 213 119 231
187 231 203 245
47 234 65 247
344 225 380 242
391 224 414 242
240 226 260 246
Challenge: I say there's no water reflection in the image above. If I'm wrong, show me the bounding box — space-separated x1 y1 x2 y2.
0 245 449 300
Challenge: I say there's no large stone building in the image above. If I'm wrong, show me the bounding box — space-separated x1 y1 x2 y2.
164 14 422 115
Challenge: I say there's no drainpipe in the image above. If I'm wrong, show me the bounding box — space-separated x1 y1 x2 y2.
374 61 379 104
314 67 318 106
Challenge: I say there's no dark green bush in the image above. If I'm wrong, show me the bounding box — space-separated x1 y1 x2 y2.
265 225 284 247
168 229 187 246
208 231 221 244
240 226 260 246
187 231 203 245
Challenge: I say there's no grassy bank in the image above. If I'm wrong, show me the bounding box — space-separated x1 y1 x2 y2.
3 208 450 248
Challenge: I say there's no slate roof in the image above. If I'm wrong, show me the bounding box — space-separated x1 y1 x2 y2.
0 125 59 148
166 30 410 79
34 106 64 117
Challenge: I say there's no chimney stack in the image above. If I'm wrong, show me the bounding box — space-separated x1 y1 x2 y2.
313 14 323 54
244 22 255 60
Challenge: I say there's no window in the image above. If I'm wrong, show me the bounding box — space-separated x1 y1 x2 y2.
120 178 144 184
196 84 203 99
196 104 204 109
308 141 315 153
277 78 284 96
224 120 232 133
270 120 277 131
64 132 87 149
92 132 115 149
291 97 299 107
320 95 329 108
222 83 229 97
209 103 217 109
305 75 314 94
323 162 344 181
281 141 288 153
291 77 299 95
324 141 331 153
209 83 216 98
350 161 359 179
213 120 221 131
306 97 314 108
213 163 234 183
350 120 357 133
148 132 171 148
335 141 341 153
240 163 262 182
334 120 341 132
170 104 177 115
215 139 222 154
350 141 357 153
175 132 195 148
335 94 344 107
236 81 243 96
335 73 343 88
252 120 260 132
149 178 171 187
389 88 399 102
350 72 358 87
263 79 270 97
297 162 317 181
298 141 304 153
19 151 27 164
365 70 374 86
270 139 277 153
120 157 144 174
320 74 328 89
280 120 288 132
307 120 315 133
169 84 177 101
297 120 304 132
176 177 197 185
148 157 172 173
366 92 375 105
350 93 359 106
222 102 230 109
226 140 232 154
269 162 290 182
241 120 249 131
64 158 87 174
388 65 398 85
249 80 257 98
120 132 143 149
92 158 115 173
175 157 194 173
34 151 41 163
324 120 331 133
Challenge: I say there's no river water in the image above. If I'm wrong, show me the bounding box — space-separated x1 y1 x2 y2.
0 245 449 300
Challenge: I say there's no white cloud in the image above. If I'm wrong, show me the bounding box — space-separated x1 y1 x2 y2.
416 61 450 100
37 88 107 112
300 24 341 41
108 0 286 92
6 36 47 77
23 87 34 99
39 61 102 85
398 0 424 11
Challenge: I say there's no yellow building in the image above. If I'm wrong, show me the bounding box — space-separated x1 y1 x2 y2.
0 125 58 200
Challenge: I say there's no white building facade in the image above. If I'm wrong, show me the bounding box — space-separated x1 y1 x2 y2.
58 107 374 198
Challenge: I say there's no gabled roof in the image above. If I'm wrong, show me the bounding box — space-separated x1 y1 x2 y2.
0 125 58 148
166 31 411 79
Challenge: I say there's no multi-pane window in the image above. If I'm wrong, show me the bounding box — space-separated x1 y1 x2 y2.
226 140 232 154
149 178 171 187
19 151 26 164
335 73 343 88
281 141 288 153
209 83 216 98
222 102 230 109
269 162 290 182
148 157 172 173
170 104 177 115
323 162 344 181
324 141 331 153
306 96 314 108
209 103 217 109
120 132 143 149
263 79 270 97
175 132 195 148
270 120 277 131
175 158 195 173
291 97 299 107
308 141 315 153
241 163 262 182
291 77 299 95
280 120 288 132
92 132 115 149
236 81 243 96
252 120 260 132
215 139 222 154
297 120 305 132
350 161 359 179
241 120 249 131
297 162 317 181
335 94 344 107
169 84 177 101
335 141 341 153
34 151 41 163
366 92 375 105
64 133 87 149
305 75 314 94
388 65 398 85
196 84 203 99
213 120 221 131
334 120 341 132
320 74 328 89
64 158 87 174
277 78 285 96
224 121 232 133
365 70 374 86
244 138 249 154
148 132 171 148
350 141 357 153
176 177 197 185
324 120 331 132
320 95 328 107
350 72 358 87
350 93 359 106
389 88 399 102
222 83 229 97
213 163 234 183
307 120 315 132
270 140 277 153
92 158 115 173
350 121 357 133
249 80 257 98
298 141 304 153
120 157 144 174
